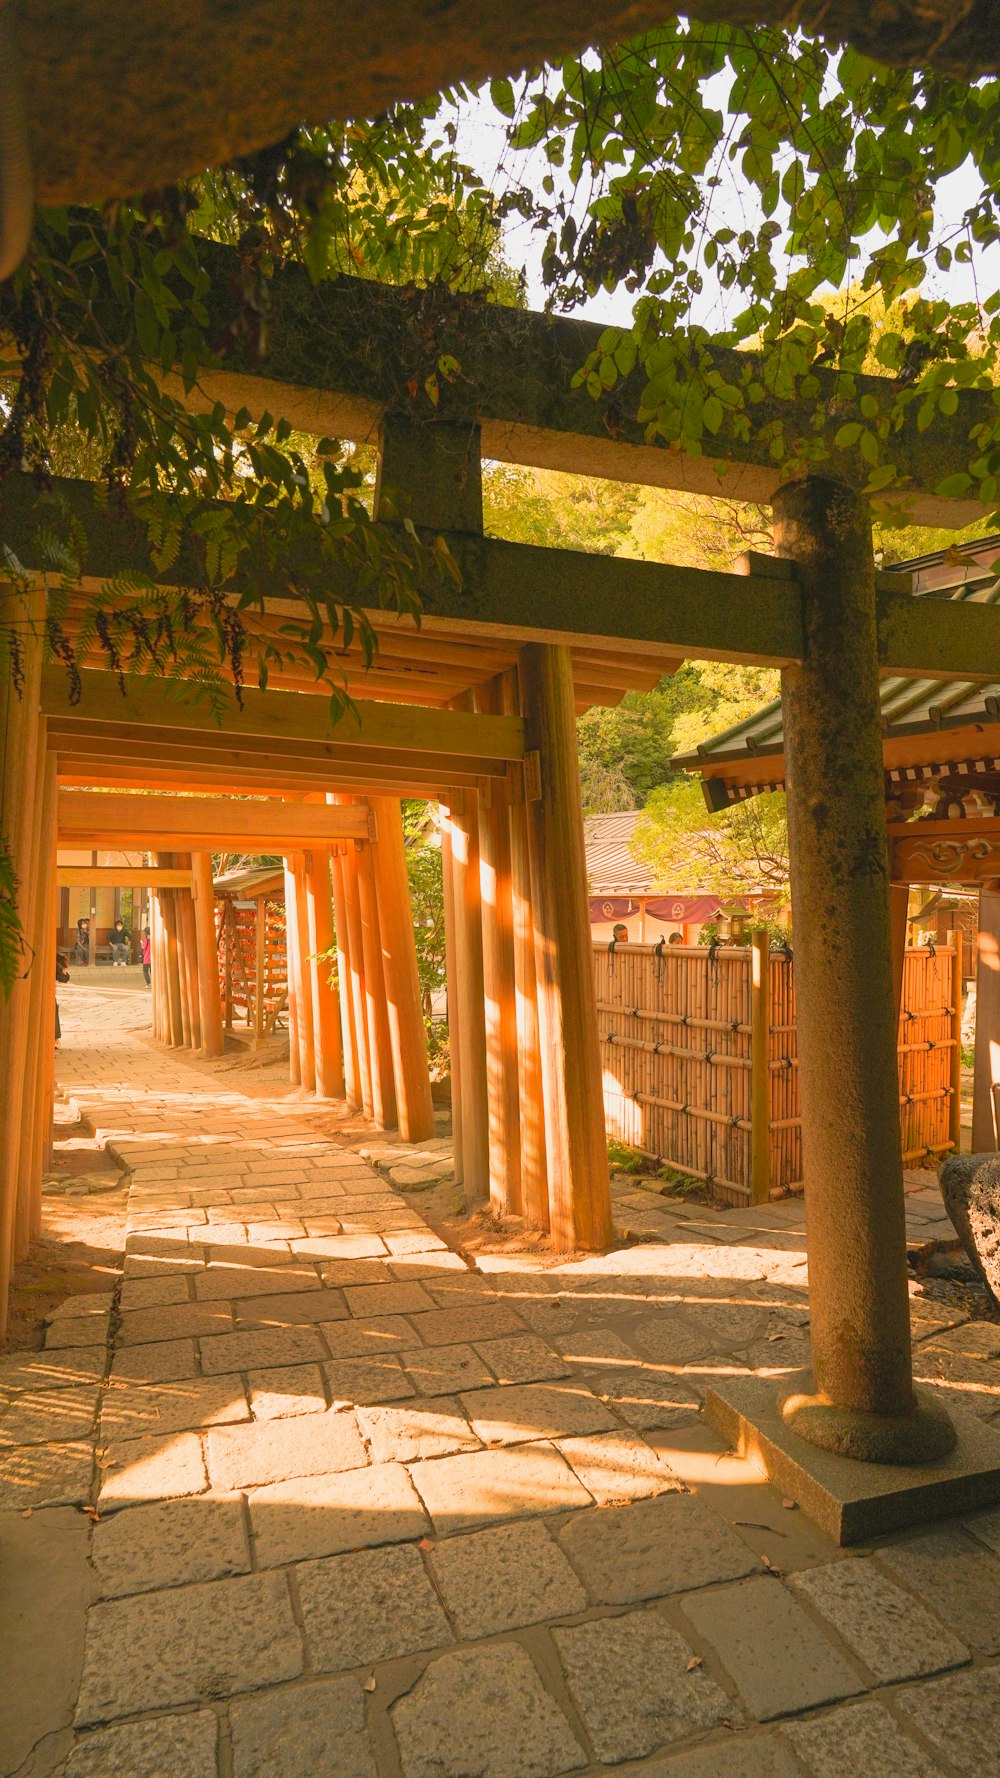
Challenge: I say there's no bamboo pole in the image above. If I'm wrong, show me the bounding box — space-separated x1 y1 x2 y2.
305 847 344 1099
253 894 266 1044
519 642 612 1251
161 862 184 1048
339 832 374 1117
439 804 464 1186
889 881 909 1029
501 671 548 1229
283 859 303 1086
177 867 201 1050
192 851 224 1057
368 797 435 1143
330 845 360 1110
750 929 771 1205
355 831 397 1130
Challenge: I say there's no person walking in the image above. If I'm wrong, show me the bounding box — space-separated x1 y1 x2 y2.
109 918 131 967
140 927 151 987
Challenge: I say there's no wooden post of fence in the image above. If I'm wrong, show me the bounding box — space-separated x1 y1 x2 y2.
950 939 964 1155
750 929 771 1205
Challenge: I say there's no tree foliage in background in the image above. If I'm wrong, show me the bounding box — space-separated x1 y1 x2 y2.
634 777 790 895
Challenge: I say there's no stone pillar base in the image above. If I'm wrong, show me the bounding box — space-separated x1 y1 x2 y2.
705 1375 1000 1545
777 1368 957 1464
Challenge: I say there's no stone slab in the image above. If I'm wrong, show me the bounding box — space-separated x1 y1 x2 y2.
586 1367 702 1431
206 1409 367 1490
900 1665 1000 1773
92 1494 251 1597
297 1544 452 1670
640 1737 801 1778
99 1375 248 1439
554 1608 735 1764
392 1644 586 1778
783 1700 946 1778
408 1441 592 1534
557 1491 760 1605
681 1575 866 1721
876 1522 1000 1654
249 1363 327 1418
473 1334 573 1384
66 1711 219 1778
788 1557 968 1682
459 1380 618 1445
200 1326 327 1374
0 1438 94 1508
399 1343 493 1395
323 1355 415 1406
557 1430 681 1505
97 1430 208 1509
705 1374 1000 1544
0 1508 97 1777
76 1570 302 1723
0 1383 100 1445
230 1676 377 1778
427 1519 587 1638
414 1304 527 1346
250 1461 428 1566
320 1315 416 1359
358 1397 480 1463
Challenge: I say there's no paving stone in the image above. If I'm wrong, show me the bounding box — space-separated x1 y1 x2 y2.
206 1407 367 1489
0 1346 106 1391
458 1380 618 1445
110 1340 199 1384
384 1229 449 1255
234 1286 350 1327
964 1502 1000 1553
358 1397 480 1462
295 1234 388 1259
788 1558 968 1683
409 1441 592 1533
119 1275 192 1310
900 1664 1000 1774
100 1375 248 1438
318 1257 393 1287
400 1343 493 1395
783 1700 946 1778
321 1354 415 1407
200 1326 327 1374
93 1493 251 1596
0 1383 99 1445
557 1491 759 1604
682 1576 864 1721
298 1544 452 1669
555 1327 642 1367
343 1280 435 1317
557 1429 681 1505
249 1363 327 1418
414 1304 527 1346
554 1609 735 1763
0 1438 94 1508
390 1251 468 1279
640 1736 801 1778
48 1292 116 1322
195 1264 321 1301
76 1571 302 1723
230 1675 377 1778
97 1431 208 1508
320 1314 417 1359
66 1710 219 1778
428 1519 587 1638
392 1643 585 1778
46 1315 111 1349
586 1366 701 1430
473 1334 573 1384
251 1461 428 1566
877 1523 1000 1653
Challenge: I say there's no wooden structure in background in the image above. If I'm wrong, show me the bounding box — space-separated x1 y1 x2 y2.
597 938 961 1204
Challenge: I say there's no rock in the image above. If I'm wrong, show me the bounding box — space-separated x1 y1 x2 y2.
939 1153 1000 1306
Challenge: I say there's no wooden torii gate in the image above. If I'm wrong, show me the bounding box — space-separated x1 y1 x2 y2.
5 294 1000 1530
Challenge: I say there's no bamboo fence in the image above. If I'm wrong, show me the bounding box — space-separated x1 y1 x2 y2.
594 937 961 1206
216 894 288 1040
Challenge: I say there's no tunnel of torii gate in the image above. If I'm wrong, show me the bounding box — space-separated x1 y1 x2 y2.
5 280 1000 1531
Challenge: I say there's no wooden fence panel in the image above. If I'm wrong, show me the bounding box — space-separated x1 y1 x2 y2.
594 939 959 1205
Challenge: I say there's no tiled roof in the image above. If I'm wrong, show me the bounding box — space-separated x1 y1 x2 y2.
674 533 1000 769
584 810 653 895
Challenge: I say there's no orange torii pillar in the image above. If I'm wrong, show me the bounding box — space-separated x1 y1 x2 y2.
176 858 201 1050
338 828 374 1118
304 847 344 1100
368 797 435 1143
439 802 465 1187
473 683 522 1217
0 580 45 1333
192 851 224 1058
501 670 549 1230
284 857 316 1092
17 746 58 1256
355 827 397 1131
519 641 613 1251
329 843 361 1111
446 790 489 1197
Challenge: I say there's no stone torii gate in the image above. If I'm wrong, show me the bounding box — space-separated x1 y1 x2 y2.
5 288 1000 1531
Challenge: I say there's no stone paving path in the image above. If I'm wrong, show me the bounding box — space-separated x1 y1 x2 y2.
3 983 1000 1777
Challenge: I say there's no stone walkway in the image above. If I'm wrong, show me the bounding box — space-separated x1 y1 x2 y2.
2 984 1000 1778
